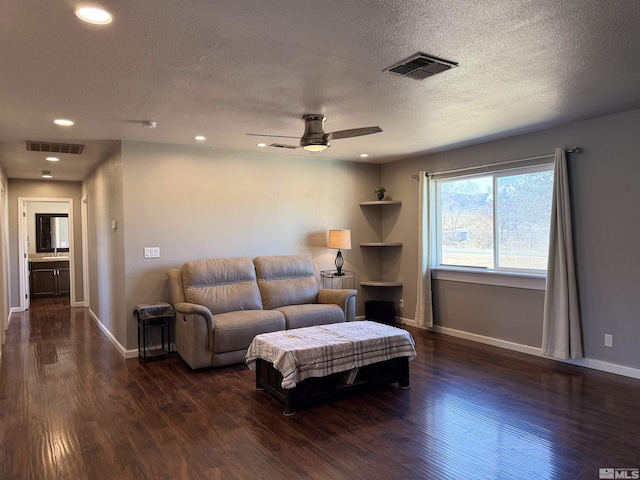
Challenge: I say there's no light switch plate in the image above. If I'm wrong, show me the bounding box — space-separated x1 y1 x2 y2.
144 247 160 259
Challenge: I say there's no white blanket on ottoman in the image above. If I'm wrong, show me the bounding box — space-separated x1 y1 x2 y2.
245 321 417 389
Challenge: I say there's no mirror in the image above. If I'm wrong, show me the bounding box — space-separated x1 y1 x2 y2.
35 213 69 253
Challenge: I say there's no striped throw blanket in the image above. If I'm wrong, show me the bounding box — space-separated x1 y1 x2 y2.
246 321 416 389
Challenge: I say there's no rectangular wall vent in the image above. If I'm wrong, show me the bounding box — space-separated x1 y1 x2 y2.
26 141 84 154
270 143 299 149
384 52 458 80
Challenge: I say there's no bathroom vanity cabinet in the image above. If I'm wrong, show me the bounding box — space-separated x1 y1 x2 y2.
29 259 70 298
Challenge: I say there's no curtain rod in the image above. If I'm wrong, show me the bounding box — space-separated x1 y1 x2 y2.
411 147 583 180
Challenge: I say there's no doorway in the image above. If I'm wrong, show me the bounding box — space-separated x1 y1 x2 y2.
18 197 76 311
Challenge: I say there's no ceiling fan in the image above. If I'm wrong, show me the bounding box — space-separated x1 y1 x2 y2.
246 114 382 152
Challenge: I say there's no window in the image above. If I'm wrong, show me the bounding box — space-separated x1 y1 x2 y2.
434 164 554 273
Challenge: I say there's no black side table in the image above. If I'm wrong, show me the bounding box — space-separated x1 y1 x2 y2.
134 302 175 361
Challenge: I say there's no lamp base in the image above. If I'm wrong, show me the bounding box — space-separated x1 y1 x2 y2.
333 271 345 276
335 249 344 275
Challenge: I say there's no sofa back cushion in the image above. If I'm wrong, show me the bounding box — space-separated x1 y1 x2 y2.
254 255 319 310
181 257 263 315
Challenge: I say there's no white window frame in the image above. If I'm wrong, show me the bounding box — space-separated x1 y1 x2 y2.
431 162 553 290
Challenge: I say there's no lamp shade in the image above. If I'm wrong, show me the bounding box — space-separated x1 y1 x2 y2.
328 229 351 250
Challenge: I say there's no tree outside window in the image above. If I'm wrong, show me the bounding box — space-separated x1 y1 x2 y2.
436 165 553 272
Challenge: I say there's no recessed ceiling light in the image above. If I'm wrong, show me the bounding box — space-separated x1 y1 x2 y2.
256 143 267 148
194 136 206 141
359 153 369 158
75 5 113 25
46 157 60 162
54 119 74 126
42 171 53 179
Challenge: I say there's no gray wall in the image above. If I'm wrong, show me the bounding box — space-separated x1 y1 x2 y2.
432 281 545 346
85 141 381 351
382 108 640 369
7 179 84 307
82 144 126 346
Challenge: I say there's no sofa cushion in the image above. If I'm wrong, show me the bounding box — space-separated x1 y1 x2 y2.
213 310 285 354
182 257 263 315
275 304 344 330
254 255 319 310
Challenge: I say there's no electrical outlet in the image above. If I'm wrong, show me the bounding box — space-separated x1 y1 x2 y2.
604 334 613 347
399 299 404 308
144 247 160 259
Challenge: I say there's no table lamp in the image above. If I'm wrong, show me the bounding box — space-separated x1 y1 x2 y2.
328 229 351 275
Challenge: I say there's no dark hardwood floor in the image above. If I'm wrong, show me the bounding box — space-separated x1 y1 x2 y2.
1 298 639 479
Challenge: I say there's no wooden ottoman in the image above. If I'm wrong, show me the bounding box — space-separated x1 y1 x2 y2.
245 321 417 414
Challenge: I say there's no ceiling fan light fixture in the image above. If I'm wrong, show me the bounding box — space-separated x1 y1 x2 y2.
302 144 329 152
301 135 330 152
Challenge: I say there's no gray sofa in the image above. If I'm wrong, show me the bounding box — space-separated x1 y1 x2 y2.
167 254 357 369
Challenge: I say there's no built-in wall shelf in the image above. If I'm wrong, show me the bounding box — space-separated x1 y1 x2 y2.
360 281 403 287
360 242 403 247
359 200 402 206
358 198 403 291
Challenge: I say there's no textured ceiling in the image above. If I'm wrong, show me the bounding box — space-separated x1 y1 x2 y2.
1 0 640 181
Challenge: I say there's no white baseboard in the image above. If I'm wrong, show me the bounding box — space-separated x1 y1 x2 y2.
429 325 541 356
564 357 640 380
395 316 420 328
8 307 20 327
124 349 138 359
88 309 138 359
425 324 640 381
359 315 422 328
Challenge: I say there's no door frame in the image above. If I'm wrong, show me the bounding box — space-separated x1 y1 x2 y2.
18 197 75 311
81 195 89 307
0 183 7 345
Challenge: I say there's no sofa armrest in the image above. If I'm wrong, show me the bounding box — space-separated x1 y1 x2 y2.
174 302 215 351
317 289 358 322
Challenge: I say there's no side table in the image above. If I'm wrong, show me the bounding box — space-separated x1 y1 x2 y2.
134 302 175 361
321 270 355 290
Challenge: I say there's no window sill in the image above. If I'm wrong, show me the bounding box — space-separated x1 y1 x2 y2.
431 266 546 291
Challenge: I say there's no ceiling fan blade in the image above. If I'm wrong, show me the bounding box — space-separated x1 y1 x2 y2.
246 133 300 139
269 143 300 150
329 126 382 140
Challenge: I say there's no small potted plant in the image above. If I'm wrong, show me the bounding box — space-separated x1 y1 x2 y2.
374 186 386 200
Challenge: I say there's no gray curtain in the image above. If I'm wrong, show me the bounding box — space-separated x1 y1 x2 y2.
415 172 434 327
541 148 583 359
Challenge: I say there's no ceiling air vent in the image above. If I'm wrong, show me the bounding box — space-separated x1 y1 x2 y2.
384 52 458 80
26 141 85 154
